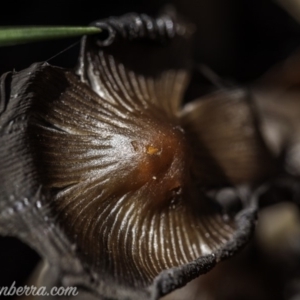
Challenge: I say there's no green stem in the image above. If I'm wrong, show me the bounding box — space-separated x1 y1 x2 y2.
0 26 101 47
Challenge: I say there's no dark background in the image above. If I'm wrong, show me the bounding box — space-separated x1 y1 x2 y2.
1 0 299 80
0 0 300 297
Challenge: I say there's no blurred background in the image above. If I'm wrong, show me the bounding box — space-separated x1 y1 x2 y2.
1 0 300 81
1 0 300 299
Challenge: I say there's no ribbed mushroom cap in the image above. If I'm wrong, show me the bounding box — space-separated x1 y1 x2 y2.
0 11 261 298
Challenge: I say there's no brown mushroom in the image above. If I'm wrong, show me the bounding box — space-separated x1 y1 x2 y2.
0 11 260 299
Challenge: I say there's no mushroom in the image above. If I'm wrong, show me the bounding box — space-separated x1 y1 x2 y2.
0 11 262 300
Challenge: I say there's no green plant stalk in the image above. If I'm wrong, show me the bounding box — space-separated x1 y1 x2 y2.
0 26 101 47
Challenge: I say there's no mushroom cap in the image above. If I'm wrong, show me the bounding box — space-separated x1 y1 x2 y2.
0 11 259 299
